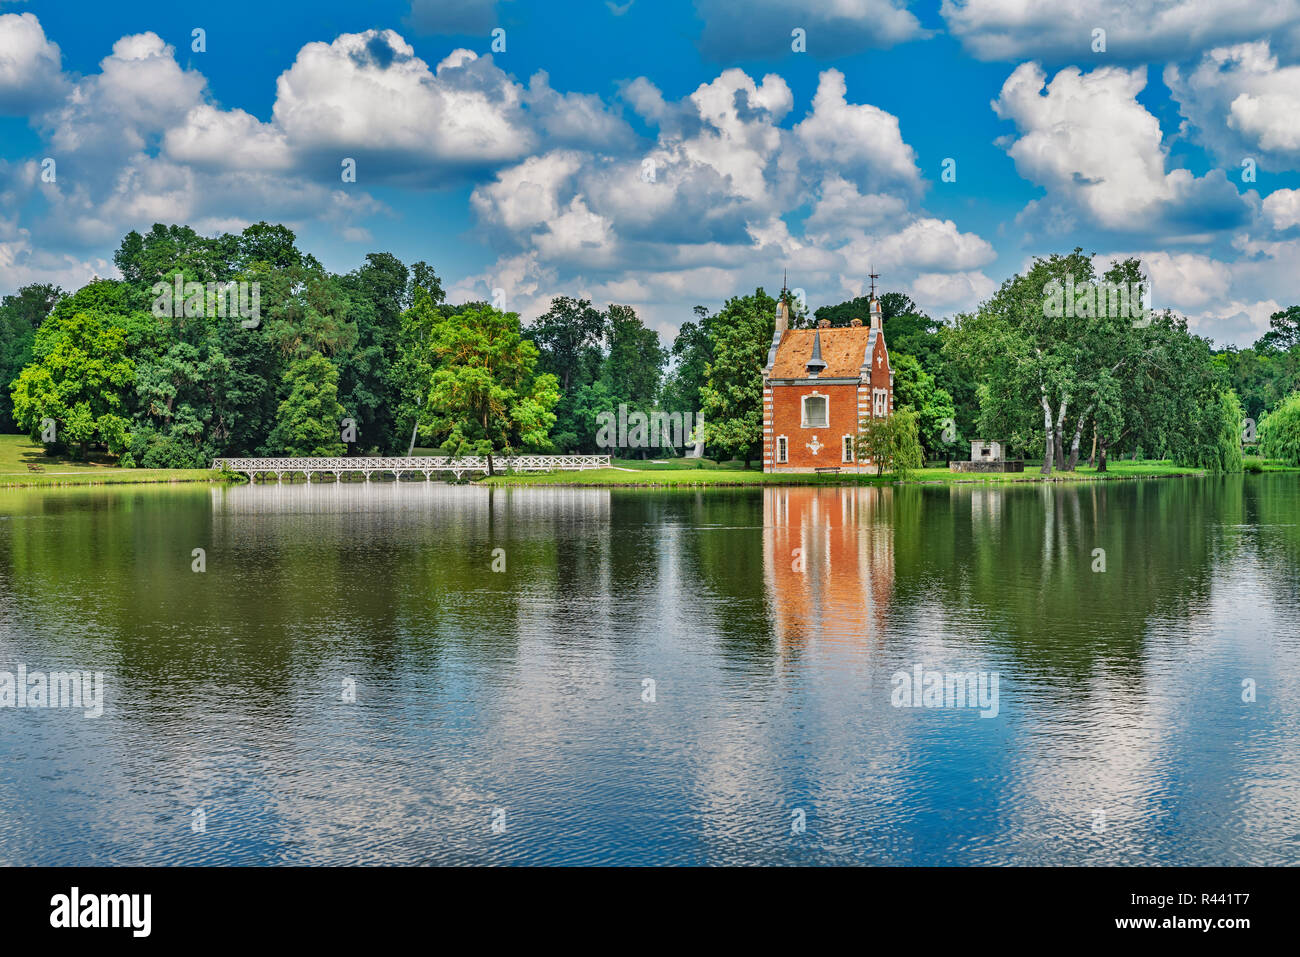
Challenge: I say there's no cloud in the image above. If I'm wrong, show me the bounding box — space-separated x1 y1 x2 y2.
10 21 638 259
942 0 1300 63
202 31 631 185
992 61 1251 238
272 35 534 179
0 213 112 293
1165 42 1300 172
1263 188 1300 231
43 31 204 164
909 270 998 309
164 105 293 171
1090 245 1294 345
7 16 997 335
694 0 926 60
793 69 922 197
1123 250 1231 310
14 28 389 250
465 65 997 328
0 12 66 113
523 71 636 151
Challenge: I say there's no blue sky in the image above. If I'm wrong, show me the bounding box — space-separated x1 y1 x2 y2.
2 0 1300 345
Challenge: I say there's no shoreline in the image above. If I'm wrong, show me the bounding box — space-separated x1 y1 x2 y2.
6 465 1296 491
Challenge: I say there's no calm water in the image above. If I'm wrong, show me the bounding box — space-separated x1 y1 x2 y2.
1 477 1299 865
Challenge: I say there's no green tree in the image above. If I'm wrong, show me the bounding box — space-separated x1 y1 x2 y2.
392 268 448 453
0 283 63 431
1259 391 1300 465
10 305 135 458
891 352 956 461
700 288 775 467
600 304 667 456
421 304 559 471
1257 305 1300 352
526 296 606 452
661 307 712 416
336 252 410 452
1174 387 1244 472
266 353 347 456
856 408 923 478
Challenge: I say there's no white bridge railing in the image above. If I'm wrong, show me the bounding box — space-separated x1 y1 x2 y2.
211 454 611 482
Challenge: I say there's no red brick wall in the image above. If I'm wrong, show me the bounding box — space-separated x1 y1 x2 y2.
869 336 891 393
768 383 862 471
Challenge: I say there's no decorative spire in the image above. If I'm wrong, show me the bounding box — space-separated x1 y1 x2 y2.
806 329 827 376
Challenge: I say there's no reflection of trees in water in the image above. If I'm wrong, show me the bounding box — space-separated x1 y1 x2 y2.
643 489 775 673
1242 474 1300 611
3 484 620 708
5 476 1294 709
893 478 1247 683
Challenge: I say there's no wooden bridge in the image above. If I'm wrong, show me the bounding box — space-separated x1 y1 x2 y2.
210 454 611 483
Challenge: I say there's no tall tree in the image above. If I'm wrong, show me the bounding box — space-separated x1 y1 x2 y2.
600 304 667 455
662 307 712 415
420 304 559 470
1257 304 1300 352
700 288 775 467
891 352 956 461
266 353 347 456
526 297 606 451
10 304 134 459
392 266 447 453
336 252 410 452
0 283 63 431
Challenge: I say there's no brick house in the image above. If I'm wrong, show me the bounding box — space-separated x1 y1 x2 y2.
762 290 893 473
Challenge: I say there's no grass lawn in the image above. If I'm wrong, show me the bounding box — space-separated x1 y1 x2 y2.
480 458 1300 488
0 434 215 488
5 434 1293 490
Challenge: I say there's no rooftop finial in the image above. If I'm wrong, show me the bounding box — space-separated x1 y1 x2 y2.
868 268 880 300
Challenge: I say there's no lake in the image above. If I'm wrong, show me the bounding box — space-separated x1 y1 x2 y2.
1 477 1298 865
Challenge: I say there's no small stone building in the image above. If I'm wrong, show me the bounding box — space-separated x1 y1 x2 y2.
762 288 892 473
951 438 1024 473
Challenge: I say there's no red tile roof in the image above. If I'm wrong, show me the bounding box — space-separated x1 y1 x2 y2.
770 327 873 379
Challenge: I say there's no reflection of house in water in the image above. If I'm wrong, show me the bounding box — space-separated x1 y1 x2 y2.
762 486 894 652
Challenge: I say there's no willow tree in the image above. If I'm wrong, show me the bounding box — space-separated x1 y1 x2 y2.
1260 391 1300 465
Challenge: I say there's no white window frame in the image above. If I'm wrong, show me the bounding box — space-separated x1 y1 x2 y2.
842 435 854 463
873 388 887 418
801 393 829 429
776 435 788 463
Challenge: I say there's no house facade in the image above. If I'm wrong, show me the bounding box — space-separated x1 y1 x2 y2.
762 289 893 473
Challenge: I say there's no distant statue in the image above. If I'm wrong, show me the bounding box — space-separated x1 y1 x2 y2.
685 415 705 458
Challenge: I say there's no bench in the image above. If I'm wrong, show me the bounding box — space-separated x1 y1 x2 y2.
814 466 841 475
